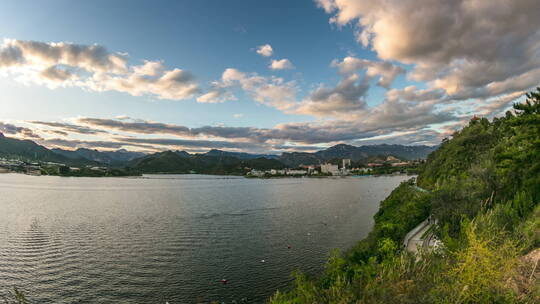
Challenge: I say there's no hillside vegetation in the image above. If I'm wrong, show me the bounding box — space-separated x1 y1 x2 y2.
128 150 286 175
270 88 540 303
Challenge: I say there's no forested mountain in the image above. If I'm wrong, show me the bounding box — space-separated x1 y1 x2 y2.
52 148 145 165
1 130 433 170
204 149 279 159
315 143 436 161
271 89 540 303
128 150 285 175
0 133 82 164
278 144 436 167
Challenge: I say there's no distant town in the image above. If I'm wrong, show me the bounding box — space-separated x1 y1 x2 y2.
247 156 423 178
0 157 136 177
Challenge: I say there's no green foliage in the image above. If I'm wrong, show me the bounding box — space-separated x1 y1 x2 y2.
129 151 286 175
270 87 540 303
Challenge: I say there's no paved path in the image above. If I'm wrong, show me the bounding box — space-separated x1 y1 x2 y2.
403 185 440 254
405 220 433 253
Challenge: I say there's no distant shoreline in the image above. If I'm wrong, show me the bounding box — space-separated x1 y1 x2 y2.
0 171 415 179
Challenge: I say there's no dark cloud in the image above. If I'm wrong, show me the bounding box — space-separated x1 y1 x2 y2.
115 137 266 150
29 121 108 135
0 122 42 139
77 112 457 148
318 0 540 100
295 74 369 117
39 138 154 150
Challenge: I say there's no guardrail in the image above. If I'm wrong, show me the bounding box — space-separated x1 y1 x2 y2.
402 218 430 248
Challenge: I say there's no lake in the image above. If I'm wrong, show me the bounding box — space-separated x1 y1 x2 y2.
0 173 410 303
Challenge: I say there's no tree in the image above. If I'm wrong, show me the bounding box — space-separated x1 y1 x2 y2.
514 87 540 115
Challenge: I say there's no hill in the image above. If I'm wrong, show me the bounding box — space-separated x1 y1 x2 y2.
270 88 540 303
0 133 86 164
52 148 145 165
278 144 436 167
128 150 285 175
204 149 279 160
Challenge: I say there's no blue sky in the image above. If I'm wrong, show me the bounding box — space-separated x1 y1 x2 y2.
0 0 537 153
0 0 370 126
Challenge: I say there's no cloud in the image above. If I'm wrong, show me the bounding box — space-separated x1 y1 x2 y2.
42 129 69 137
0 39 127 72
196 83 236 103
0 39 199 100
39 65 74 81
87 61 200 100
28 121 108 135
317 0 540 99
13 110 455 154
43 136 266 152
77 117 192 136
270 59 294 70
473 91 525 117
292 56 406 118
256 44 273 57
295 73 369 117
386 86 446 102
233 113 244 118
199 68 298 110
77 117 262 141
331 56 404 88
115 137 265 150
0 122 42 139
37 138 156 151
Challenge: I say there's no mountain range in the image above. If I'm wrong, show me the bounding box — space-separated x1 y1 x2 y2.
51 148 145 165
0 133 437 170
0 133 87 165
278 144 437 167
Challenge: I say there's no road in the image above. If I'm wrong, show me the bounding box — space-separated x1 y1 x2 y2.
405 219 434 253
403 184 439 254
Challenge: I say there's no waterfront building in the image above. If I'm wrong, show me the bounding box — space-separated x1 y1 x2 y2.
342 159 351 168
286 169 307 175
248 169 265 177
320 163 339 175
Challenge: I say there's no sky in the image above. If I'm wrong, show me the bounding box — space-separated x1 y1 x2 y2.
0 0 538 153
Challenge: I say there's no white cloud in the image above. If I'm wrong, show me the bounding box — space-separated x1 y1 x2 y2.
256 44 273 57
331 56 404 88
233 113 244 118
0 39 199 100
270 58 294 70
200 68 298 111
196 88 236 103
386 86 445 102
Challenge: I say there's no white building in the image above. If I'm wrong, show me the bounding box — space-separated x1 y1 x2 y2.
342 159 351 168
248 169 265 177
287 169 307 175
270 169 286 175
320 163 339 175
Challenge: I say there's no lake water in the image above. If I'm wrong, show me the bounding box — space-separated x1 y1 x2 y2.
0 173 409 303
